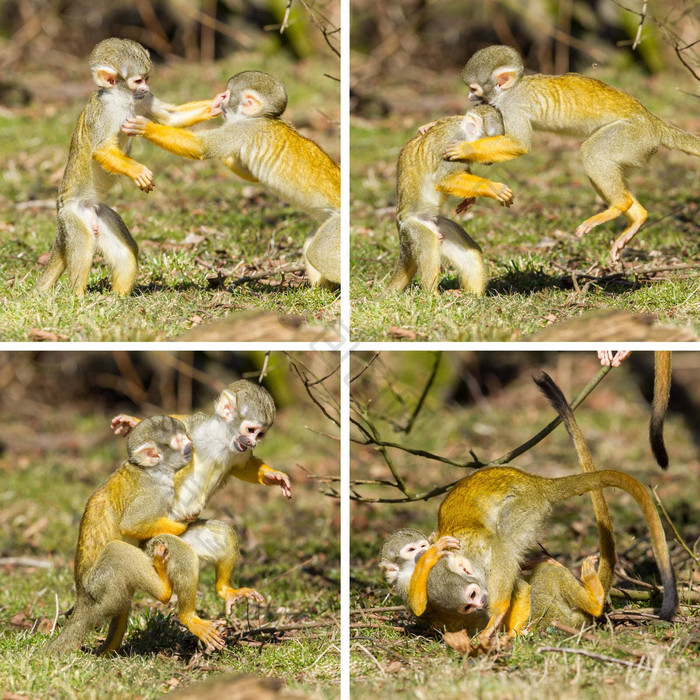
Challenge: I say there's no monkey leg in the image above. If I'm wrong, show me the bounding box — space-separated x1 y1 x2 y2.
145 534 225 650
179 520 265 615
434 216 487 295
502 577 531 636
84 540 174 655
46 595 105 656
303 214 340 288
577 120 655 262
390 217 443 293
35 219 68 293
436 171 514 207
93 204 139 295
57 204 96 296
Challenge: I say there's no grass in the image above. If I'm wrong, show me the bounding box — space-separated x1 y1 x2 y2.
350 68 700 341
349 351 700 698
0 53 339 341
0 352 340 698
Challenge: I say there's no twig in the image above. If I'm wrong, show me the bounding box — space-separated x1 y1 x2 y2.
227 264 306 288
538 646 651 670
350 353 380 383
400 351 441 435
549 621 650 659
350 606 406 614
632 1 648 50
351 365 614 501
259 352 271 383
0 557 51 568
230 619 337 638
284 353 340 427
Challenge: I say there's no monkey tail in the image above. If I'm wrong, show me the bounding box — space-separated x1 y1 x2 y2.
650 351 671 470
544 470 677 621
534 372 615 594
659 121 700 157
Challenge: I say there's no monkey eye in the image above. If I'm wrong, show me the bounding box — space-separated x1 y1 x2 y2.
257 431 265 440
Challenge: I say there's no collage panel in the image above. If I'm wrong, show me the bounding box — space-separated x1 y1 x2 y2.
0 3 340 342
350 350 699 696
0 350 340 697
350 1 699 342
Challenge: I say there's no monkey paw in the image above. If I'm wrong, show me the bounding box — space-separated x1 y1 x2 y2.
443 141 474 161
224 587 266 615
493 184 514 207
262 470 292 499
435 535 461 556
417 120 438 136
185 615 226 651
111 414 138 437
153 541 171 566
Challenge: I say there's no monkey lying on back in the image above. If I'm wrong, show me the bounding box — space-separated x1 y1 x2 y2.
444 45 700 263
35 38 221 297
389 105 514 295
122 70 340 288
47 416 225 655
385 373 676 649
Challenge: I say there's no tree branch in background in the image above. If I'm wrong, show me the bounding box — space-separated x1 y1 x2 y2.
350 356 614 503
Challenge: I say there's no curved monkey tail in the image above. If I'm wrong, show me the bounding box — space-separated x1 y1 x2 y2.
650 351 671 470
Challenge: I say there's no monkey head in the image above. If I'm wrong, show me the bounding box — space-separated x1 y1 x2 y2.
462 104 505 142
215 379 276 453
426 552 488 615
461 45 524 105
219 70 288 120
90 38 153 101
126 415 192 472
378 528 430 587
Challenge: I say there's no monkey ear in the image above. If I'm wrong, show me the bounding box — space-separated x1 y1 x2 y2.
216 391 238 421
492 66 519 91
92 66 118 88
240 90 263 116
463 112 483 138
132 442 162 468
379 561 399 585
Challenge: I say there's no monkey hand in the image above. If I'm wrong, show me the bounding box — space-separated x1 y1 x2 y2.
434 535 461 556
262 469 292 499
417 120 438 136
597 350 631 367
111 414 138 437
122 116 150 137
455 198 476 215
223 586 266 615
133 163 154 193
210 91 228 116
442 629 472 655
444 141 475 161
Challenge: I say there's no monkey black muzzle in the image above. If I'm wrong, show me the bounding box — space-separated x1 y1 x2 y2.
232 435 253 452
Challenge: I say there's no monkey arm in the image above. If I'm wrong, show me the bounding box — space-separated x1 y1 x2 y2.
230 456 292 499
443 135 528 164
93 141 154 192
436 171 514 207
148 97 222 128
119 513 188 541
220 155 260 183
122 117 208 160
407 536 460 617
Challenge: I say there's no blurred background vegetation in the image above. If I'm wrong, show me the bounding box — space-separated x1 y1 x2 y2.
351 0 699 117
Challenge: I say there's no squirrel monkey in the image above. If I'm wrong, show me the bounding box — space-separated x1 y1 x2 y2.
47 416 225 655
444 44 700 263
35 38 220 296
121 70 340 288
389 105 513 295
110 380 284 616
406 386 676 645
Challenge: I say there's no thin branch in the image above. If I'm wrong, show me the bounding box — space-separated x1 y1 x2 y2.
350 365 614 502
538 646 652 670
652 486 700 564
401 351 441 435
350 353 381 384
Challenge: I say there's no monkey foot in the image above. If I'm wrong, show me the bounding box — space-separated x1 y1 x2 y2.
223 587 266 615
182 615 225 651
435 535 461 555
476 632 512 655
443 141 474 162
111 414 138 437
